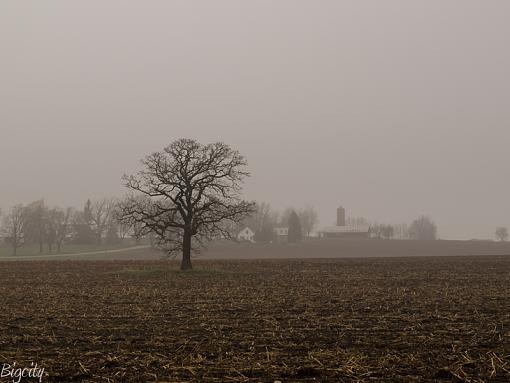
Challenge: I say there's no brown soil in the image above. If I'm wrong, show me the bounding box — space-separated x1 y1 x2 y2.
1 256 509 382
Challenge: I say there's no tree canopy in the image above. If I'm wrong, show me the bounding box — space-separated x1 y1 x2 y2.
409 216 437 240
119 138 256 270
495 227 508 242
287 210 302 243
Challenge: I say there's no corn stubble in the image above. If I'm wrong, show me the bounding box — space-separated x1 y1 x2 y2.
1 257 509 382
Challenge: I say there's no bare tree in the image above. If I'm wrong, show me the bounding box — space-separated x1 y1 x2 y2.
119 139 256 270
1 205 26 256
409 215 437 240
346 216 370 230
117 215 133 243
72 208 94 245
132 221 146 244
24 200 47 254
89 198 115 245
241 202 279 242
298 205 318 237
495 227 509 242
280 207 294 227
380 224 394 239
369 222 381 239
392 223 409 240
45 208 58 253
248 202 273 232
53 207 73 253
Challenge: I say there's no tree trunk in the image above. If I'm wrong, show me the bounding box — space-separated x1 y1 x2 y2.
181 231 192 270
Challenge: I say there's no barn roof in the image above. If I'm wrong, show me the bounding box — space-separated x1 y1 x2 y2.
320 225 370 233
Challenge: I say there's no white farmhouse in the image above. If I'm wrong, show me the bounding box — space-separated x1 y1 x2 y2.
237 227 255 242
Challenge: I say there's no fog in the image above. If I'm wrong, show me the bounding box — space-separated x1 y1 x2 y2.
1 1 509 239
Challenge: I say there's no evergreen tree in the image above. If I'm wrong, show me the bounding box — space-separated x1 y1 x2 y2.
287 210 302 242
72 208 95 245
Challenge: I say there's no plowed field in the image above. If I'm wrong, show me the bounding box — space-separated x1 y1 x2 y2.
1 256 509 382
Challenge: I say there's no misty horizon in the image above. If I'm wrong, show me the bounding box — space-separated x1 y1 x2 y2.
2 1 509 239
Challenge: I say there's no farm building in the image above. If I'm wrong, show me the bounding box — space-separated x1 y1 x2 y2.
319 206 370 239
273 227 289 241
274 227 289 237
319 225 370 239
237 227 255 242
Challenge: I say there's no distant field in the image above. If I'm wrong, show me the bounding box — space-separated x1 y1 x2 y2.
4 238 507 262
203 238 510 259
1 256 509 382
0 243 140 258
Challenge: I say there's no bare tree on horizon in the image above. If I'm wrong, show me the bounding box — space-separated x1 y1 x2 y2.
495 227 509 242
54 207 73 253
299 205 318 237
1 205 26 256
89 198 116 246
409 216 437 241
119 138 255 270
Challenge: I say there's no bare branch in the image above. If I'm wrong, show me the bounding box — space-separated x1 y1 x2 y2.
119 139 255 269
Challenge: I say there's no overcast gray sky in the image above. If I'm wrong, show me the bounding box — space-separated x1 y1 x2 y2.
1 1 509 239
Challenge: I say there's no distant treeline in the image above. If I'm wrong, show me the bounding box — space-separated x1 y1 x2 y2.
0 197 446 255
233 202 439 242
5 195 507 256
0 198 143 256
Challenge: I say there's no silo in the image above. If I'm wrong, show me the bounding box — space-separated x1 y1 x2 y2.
337 206 346 226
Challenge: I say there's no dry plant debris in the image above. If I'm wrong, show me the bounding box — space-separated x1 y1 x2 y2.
0 256 509 382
